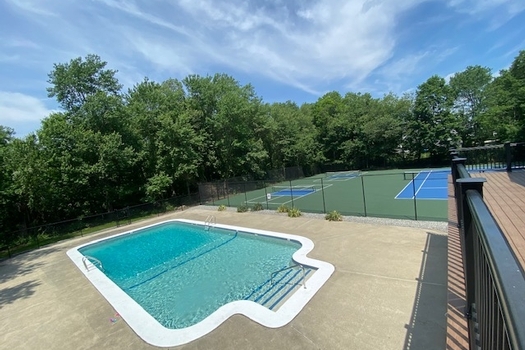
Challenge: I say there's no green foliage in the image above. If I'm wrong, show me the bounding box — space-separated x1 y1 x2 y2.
406 75 460 162
277 204 289 213
252 202 263 211
218 205 227 211
449 66 493 146
287 207 302 218
325 210 343 221
145 173 172 202
3 51 525 248
47 54 122 111
237 205 249 213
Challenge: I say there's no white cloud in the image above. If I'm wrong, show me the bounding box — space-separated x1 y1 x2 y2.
4 0 56 16
447 0 525 28
1 0 523 104
164 0 420 92
0 92 54 123
448 0 525 15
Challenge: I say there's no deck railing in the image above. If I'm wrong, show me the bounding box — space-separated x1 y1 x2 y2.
451 141 525 172
451 153 525 349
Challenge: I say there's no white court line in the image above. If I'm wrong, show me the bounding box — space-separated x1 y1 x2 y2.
395 172 424 199
414 172 431 198
245 183 335 205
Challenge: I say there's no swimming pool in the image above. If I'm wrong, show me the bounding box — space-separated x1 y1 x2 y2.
67 219 334 346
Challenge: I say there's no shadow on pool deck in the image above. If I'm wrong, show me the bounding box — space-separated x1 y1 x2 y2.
0 206 447 350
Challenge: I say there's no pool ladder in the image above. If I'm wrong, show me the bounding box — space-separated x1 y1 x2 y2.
82 255 104 272
204 215 216 231
271 263 307 289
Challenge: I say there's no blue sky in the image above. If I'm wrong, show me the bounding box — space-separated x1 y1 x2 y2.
1 0 524 137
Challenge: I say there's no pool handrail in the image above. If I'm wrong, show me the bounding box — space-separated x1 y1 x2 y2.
82 255 104 272
271 263 307 289
204 215 216 230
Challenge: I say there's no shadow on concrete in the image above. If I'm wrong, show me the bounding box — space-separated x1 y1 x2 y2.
403 232 448 350
0 247 57 284
0 279 41 309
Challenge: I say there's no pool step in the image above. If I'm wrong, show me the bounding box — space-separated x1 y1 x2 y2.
244 266 314 311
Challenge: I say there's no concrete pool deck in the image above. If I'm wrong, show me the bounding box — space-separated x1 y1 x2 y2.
0 206 447 350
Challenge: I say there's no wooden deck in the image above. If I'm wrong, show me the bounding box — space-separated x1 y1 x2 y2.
446 169 525 349
470 169 525 270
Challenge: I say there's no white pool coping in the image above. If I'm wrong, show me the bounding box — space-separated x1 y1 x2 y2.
67 219 335 347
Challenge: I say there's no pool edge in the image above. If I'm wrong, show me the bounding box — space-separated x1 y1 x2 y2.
66 219 335 347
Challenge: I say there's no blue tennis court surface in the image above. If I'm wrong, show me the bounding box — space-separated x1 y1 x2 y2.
396 170 449 200
327 172 360 180
273 189 315 196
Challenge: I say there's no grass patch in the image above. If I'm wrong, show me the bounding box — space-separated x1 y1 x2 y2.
325 210 343 221
252 203 264 211
288 207 302 218
237 205 249 213
277 204 289 213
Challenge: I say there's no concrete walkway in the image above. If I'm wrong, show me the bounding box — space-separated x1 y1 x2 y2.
0 207 447 350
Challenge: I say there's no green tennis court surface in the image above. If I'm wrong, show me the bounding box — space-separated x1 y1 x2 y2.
207 169 449 221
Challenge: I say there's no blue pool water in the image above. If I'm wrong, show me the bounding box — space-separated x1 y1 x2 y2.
79 221 302 329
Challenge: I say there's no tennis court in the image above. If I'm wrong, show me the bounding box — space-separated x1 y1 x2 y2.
205 169 449 221
396 170 449 200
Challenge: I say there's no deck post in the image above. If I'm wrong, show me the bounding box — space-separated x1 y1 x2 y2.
456 178 486 322
505 142 512 172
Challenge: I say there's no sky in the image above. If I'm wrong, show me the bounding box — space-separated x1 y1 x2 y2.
1 0 525 137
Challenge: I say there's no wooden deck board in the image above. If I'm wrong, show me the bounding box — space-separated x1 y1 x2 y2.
471 170 525 271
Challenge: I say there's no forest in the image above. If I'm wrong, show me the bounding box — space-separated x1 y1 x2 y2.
1 51 525 238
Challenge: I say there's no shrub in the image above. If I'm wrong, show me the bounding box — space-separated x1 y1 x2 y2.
218 205 227 211
252 203 263 211
277 204 289 213
325 210 343 221
237 205 249 213
288 207 302 218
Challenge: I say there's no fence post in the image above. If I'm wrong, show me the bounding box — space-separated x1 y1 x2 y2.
264 181 269 210
243 182 248 205
320 178 326 213
410 173 418 220
289 180 294 208
456 177 486 321
361 175 367 217
226 181 231 207
505 142 512 172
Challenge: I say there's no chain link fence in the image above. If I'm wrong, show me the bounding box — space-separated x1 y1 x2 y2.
0 192 200 259
200 170 449 222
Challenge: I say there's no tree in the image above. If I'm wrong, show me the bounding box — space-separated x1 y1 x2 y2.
0 126 15 241
311 91 346 163
407 75 460 162
47 54 122 111
449 66 493 146
482 51 525 142
183 74 268 179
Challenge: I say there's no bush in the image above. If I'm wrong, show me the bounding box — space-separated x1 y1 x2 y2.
218 205 227 211
237 205 249 213
325 210 343 221
252 203 263 211
277 204 289 213
288 207 302 218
